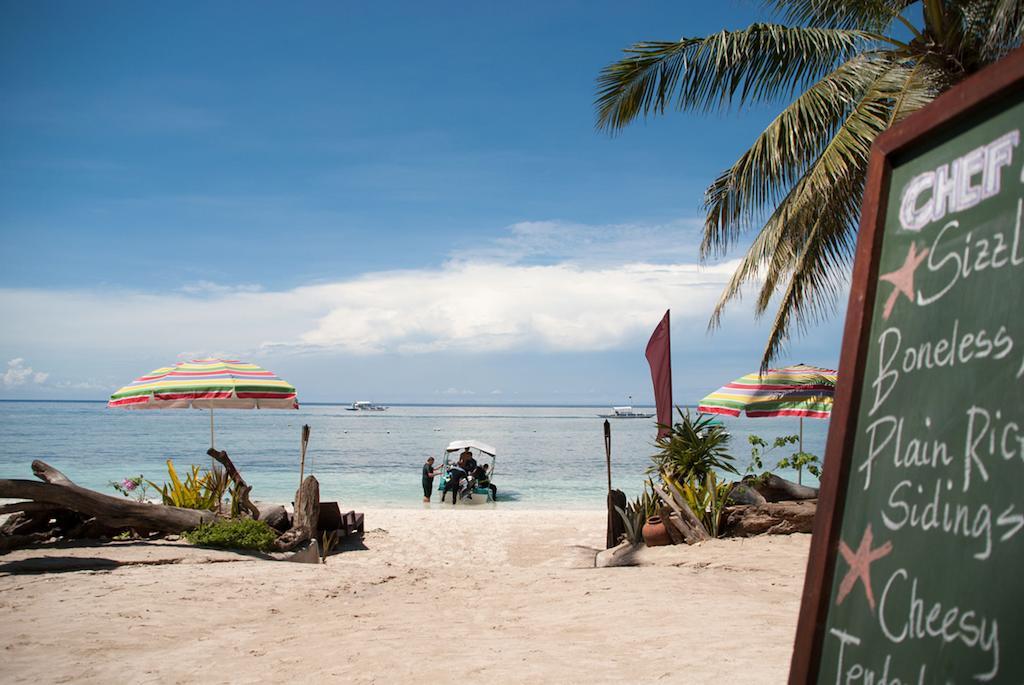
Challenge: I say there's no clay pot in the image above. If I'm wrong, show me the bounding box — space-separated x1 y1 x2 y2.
642 516 671 546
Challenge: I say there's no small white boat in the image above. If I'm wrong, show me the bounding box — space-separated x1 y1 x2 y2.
345 401 388 411
436 439 497 505
597 406 655 419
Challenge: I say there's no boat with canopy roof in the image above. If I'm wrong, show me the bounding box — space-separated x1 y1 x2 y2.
436 439 498 505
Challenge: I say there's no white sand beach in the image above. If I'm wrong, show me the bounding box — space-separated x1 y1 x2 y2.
0 509 810 684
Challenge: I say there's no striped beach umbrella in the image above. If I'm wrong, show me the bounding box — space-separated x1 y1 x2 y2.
109 358 298 448
697 363 837 451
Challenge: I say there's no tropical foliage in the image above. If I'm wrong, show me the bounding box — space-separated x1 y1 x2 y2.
615 503 647 544
597 0 1024 368
747 433 822 484
614 483 662 544
664 470 735 538
776 450 823 484
148 460 229 511
649 408 737 480
109 474 150 502
746 433 801 474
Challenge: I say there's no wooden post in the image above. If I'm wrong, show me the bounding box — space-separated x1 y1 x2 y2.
604 420 625 549
296 424 311 510
604 420 612 493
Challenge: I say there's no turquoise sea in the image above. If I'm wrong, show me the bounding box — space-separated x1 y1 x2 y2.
0 401 828 508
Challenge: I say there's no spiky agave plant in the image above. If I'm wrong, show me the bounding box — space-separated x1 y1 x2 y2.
597 0 1024 369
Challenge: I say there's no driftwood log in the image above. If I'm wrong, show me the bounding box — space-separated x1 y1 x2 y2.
272 475 319 552
207 447 260 519
721 499 817 537
0 460 214 539
727 482 768 506
651 483 710 544
659 505 686 545
749 474 819 502
254 502 290 532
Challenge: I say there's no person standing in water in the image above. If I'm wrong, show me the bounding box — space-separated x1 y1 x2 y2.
421 456 439 502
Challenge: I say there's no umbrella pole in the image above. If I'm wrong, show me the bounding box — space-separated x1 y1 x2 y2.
210 406 216 472
799 416 804 453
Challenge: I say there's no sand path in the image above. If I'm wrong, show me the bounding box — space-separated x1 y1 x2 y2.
0 509 809 684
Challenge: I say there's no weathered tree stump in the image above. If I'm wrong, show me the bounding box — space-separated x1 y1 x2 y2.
272 475 319 552
606 489 626 549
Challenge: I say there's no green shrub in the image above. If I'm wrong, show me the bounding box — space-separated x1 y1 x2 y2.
775 451 822 485
185 518 277 552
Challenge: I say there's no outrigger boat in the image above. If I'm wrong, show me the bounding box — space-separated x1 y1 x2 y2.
596 406 654 419
436 439 497 505
345 401 388 411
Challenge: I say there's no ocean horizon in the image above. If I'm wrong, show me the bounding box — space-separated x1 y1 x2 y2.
0 400 828 508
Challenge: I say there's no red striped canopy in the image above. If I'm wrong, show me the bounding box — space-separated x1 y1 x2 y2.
697 363 836 419
108 358 298 410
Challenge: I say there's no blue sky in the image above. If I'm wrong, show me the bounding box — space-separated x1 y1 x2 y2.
0 1 844 404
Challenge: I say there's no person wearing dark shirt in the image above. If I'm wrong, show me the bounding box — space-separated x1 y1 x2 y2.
442 460 467 505
459 447 478 474
476 463 497 501
421 456 438 502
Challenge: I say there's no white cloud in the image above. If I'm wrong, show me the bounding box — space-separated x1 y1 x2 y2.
0 258 744 360
310 260 739 353
453 218 706 267
179 281 263 296
0 217 778 369
438 387 476 395
3 358 49 388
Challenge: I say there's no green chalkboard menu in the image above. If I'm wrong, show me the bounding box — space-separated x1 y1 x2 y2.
790 50 1024 683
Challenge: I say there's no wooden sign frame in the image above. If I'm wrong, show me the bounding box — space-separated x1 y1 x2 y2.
788 47 1024 684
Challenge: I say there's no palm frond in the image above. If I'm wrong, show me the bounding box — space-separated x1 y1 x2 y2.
974 0 1024 61
701 52 897 255
596 1 1023 369
766 0 918 33
706 60 941 368
752 63 940 367
595 25 878 131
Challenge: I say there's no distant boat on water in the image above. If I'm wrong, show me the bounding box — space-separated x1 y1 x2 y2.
597 406 654 419
345 401 388 411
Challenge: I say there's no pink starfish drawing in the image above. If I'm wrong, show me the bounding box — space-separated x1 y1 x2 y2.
836 524 893 612
878 242 928 320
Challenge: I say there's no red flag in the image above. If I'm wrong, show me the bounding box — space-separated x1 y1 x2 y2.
645 310 672 438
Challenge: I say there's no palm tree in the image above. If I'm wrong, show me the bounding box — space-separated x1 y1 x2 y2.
596 1 1023 369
